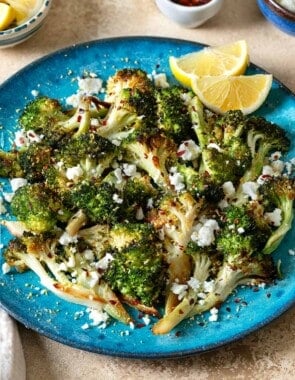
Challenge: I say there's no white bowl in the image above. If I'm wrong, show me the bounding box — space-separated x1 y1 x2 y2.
155 0 224 28
0 0 52 48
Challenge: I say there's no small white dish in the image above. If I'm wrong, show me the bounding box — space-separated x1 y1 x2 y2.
155 0 224 28
0 0 52 48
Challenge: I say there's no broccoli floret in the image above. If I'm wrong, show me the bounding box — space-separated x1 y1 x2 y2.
10 183 71 233
4 233 132 324
259 177 295 254
156 86 193 142
0 149 23 178
123 134 178 190
103 243 166 308
70 181 122 224
105 68 154 102
217 205 271 255
19 96 68 133
177 163 224 203
122 175 158 218
240 116 290 183
18 143 53 182
152 242 215 334
97 87 157 142
56 132 117 178
148 192 204 313
110 222 158 251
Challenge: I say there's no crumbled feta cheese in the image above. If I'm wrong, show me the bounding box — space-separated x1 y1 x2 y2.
14 130 28 147
31 89 39 97
84 249 94 261
177 140 201 161
2 193 14 203
242 181 259 200
203 280 215 293
58 262 68 272
147 198 154 209
191 219 220 247
271 160 285 176
222 181 236 198
153 73 170 88
112 193 123 204
265 208 282 227
237 227 245 234
169 167 185 192
208 307 219 322
270 151 282 161
59 232 78 246
87 307 109 328
122 163 138 177
88 271 100 288
2 262 11 274
187 277 200 291
66 93 82 108
66 165 83 180
10 178 28 192
78 77 103 95
289 249 295 256
114 168 123 184
171 282 188 300
96 253 114 271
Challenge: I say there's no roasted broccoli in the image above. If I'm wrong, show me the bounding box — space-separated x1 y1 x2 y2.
18 96 68 133
10 183 71 233
260 177 295 254
156 86 193 142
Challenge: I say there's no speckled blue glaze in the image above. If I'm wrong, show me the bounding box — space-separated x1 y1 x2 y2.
0 37 294 359
257 0 295 36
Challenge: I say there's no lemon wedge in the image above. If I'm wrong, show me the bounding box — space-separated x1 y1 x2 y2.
5 0 38 24
0 3 16 30
191 74 273 115
169 40 249 87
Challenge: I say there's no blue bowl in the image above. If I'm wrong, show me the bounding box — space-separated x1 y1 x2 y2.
257 0 295 36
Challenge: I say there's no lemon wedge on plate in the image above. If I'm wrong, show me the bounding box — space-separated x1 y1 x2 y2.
169 40 249 87
0 3 16 30
191 74 273 115
5 0 38 24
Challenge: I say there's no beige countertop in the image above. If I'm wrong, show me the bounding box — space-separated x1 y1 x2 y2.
1 0 295 379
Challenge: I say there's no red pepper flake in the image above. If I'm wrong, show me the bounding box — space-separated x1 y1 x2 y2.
175 331 181 337
172 0 211 5
177 150 185 157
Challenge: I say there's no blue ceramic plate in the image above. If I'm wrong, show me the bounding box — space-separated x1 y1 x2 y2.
0 37 294 358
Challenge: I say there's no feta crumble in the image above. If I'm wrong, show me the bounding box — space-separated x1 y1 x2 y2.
177 140 201 161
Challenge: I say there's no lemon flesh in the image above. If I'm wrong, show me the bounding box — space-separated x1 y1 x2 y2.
5 0 38 24
191 74 273 115
0 3 16 30
169 40 249 87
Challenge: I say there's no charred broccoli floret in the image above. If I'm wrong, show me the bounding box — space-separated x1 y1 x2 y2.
156 86 193 142
0 150 23 178
70 181 122 224
123 133 178 190
259 177 295 254
18 96 68 133
10 183 71 233
103 243 166 309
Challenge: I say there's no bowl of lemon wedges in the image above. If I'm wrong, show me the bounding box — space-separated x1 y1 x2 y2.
169 40 272 115
0 0 52 48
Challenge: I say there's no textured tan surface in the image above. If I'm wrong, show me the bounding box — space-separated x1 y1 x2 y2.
1 0 294 379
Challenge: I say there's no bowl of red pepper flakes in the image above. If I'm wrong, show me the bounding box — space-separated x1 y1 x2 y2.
155 0 224 28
